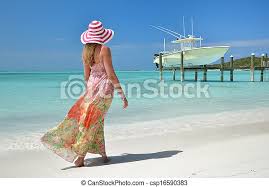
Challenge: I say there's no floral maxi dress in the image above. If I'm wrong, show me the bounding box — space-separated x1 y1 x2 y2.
41 61 114 163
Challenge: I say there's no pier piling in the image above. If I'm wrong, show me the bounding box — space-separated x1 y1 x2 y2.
220 57 224 82
251 53 255 82
261 54 265 82
265 53 268 67
230 55 234 81
203 65 207 82
180 51 184 82
194 69 198 81
159 53 163 80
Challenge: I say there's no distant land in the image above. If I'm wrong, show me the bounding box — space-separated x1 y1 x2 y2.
210 56 268 68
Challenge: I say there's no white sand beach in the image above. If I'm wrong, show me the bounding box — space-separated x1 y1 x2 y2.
1 112 269 178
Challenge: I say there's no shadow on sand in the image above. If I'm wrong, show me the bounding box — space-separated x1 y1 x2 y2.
62 150 182 170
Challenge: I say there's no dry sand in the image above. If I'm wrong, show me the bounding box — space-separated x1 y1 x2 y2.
1 120 269 177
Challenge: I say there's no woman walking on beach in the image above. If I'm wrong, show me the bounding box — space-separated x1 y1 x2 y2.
41 20 128 167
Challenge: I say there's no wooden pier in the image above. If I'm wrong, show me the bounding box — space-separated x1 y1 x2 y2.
157 53 269 82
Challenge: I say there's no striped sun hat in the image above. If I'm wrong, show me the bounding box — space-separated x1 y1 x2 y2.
80 20 114 44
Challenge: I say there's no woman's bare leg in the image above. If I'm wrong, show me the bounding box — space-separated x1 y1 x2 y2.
101 153 110 163
74 156 85 167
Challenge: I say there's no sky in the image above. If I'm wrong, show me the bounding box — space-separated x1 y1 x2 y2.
0 0 269 71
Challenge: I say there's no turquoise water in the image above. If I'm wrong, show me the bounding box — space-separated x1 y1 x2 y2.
0 70 269 134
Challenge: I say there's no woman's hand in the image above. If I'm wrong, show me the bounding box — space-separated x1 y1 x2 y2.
123 98 128 109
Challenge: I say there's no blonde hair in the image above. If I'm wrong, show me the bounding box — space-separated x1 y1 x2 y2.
82 43 101 67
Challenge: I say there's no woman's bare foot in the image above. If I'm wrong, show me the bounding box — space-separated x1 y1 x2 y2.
102 155 110 163
74 156 85 167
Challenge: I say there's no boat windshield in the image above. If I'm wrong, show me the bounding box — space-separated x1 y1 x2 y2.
172 36 203 51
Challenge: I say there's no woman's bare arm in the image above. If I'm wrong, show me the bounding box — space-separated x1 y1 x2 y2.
102 46 128 108
102 46 120 85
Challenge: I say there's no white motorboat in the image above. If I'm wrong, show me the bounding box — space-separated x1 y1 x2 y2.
152 18 230 67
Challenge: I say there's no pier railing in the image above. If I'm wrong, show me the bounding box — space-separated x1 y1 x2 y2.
157 52 268 82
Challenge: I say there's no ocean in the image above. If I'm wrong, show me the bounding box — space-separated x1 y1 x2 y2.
1 71 269 151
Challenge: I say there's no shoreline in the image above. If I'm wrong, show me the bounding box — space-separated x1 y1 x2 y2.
1 118 269 177
1 107 269 153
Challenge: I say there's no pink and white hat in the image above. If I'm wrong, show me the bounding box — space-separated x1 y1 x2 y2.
80 20 114 44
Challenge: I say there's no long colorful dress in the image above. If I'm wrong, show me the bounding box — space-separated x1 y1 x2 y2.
41 61 114 163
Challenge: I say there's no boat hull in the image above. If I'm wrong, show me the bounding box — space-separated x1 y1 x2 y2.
154 46 230 67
